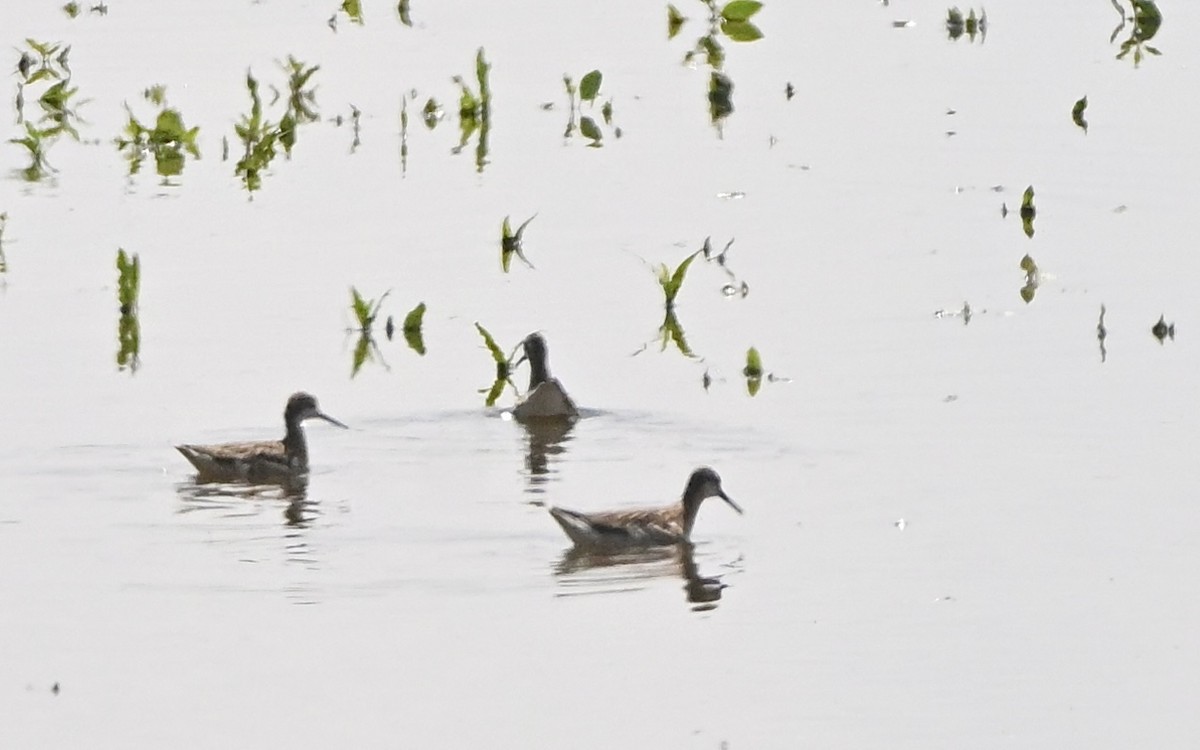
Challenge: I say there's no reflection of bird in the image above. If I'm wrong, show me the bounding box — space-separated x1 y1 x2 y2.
549 467 741 549
176 392 347 483
512 332 578 420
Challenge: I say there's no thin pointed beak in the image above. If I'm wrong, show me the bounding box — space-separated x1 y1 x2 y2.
316 411 349 429
719 490 743 515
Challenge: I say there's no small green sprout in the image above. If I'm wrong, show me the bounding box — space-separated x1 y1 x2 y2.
350 287 389 332
403 302 427 355
501 214 537 272
743 346 763 396
1020 185 1036 238
474 322 516 406
116 249 141 373
657 249 702 310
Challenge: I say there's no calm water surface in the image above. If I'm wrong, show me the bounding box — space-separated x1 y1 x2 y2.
3 1 1200 747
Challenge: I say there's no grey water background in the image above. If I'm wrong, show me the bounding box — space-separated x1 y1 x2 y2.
3 1 1199 747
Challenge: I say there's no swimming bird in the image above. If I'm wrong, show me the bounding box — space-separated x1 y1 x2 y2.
512 332 578 420
175 392 347 483
548 467 742 549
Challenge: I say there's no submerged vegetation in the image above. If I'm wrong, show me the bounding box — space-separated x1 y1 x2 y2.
1112 0 1162 66
9 38 84 181
452 48 491 171
349 287 389 376
648 249 703 358
402 302 427 355
0 212 8 274
116 249 140 373
474 323 516 406
562 69 618 146
501 214 537 272
116 86 200 179
1072 95 1088 133
1019 185 1036 238
671 1 765 130
233 57 320 193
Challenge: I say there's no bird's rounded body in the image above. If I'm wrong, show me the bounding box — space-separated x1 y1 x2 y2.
175 392 346 483
548 467 741 549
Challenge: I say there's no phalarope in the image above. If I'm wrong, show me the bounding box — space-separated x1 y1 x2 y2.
176 392 347 483
549 467 741 549
512 332 578 420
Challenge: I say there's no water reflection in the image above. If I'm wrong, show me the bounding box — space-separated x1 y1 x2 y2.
520 418 575 495
554 544 734 611
176 474 316 527
176 476 323 604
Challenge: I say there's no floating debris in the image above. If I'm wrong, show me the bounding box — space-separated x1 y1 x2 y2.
934 301 972 325
1072 95 1089 133
1151 314 1175 343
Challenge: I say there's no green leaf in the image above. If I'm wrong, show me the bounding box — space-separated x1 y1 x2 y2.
668 4 686 38
1019 185 1036 238
351 332 371 377
743 346 763 377
476 48 491 104
721 20 764 42
116 249 140 313
403 302 426 355
1020 185 1035 211
350 287 372 329
1072 95 1088 132
483 375 507 407
580 70 602 103
579 116 602 143
474 322 507 365
341 0 364 23
661 249 701 307
721 0 762 22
